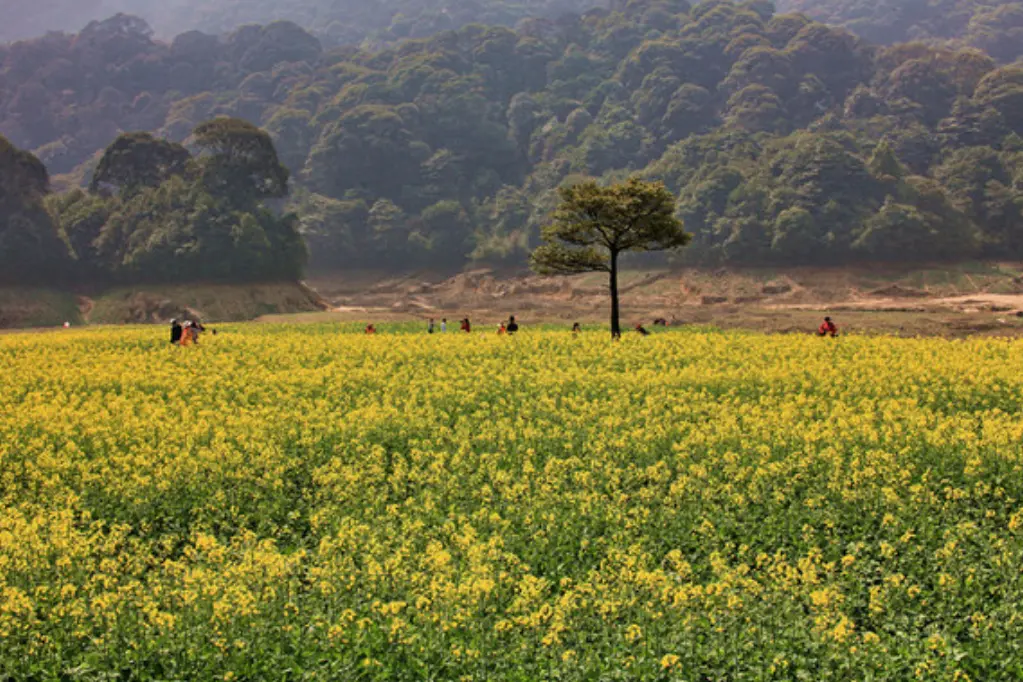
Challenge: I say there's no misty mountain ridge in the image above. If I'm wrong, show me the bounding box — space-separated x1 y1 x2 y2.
0 0 610 47
6 0 1023 52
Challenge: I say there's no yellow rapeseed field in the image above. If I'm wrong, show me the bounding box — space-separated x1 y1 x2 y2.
2 324 1023 680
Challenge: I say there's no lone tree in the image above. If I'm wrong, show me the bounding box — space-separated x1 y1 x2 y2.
531 178 690 338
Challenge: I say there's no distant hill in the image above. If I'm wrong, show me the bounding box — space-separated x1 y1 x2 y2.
778 0 1023 55
5 0 1023 284
0 0 607 47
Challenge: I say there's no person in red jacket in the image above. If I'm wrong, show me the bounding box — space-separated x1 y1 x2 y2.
460 318 472 333
818 316 838 337
366 324 377 335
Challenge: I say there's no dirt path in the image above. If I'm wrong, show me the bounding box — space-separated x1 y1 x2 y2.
77 296 95 323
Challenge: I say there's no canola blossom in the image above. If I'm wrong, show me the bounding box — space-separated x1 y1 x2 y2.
2 324 1023 680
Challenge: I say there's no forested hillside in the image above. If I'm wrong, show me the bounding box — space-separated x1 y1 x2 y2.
0 0 605 47
779 0 1023 56
5 0 1023 283
10 0 1023 55
1 119 304 286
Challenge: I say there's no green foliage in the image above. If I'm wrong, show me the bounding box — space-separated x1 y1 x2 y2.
0 136 71 285
41 123 306 285
781 0 1023 63
193 117 290 200
8 0 1023 278
91 132 191 196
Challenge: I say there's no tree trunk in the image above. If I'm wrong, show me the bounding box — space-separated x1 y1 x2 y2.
609 251 621 339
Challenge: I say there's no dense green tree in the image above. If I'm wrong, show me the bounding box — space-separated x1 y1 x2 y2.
867 141 904 183
781 0 1023 63
973 66 1023 134
294 192 369 270
531 177 689 337
412 200 474 264
90 132 191 196
0 135 70 284
193 118 290 200
48 189 117 277
965 4 1023 63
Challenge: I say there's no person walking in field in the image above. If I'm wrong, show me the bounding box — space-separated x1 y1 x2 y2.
428 318 435 334
818 316 838 337
366 324 377 335
441 318 447 333
498 322 507 335
189 320 204 344
572 322 581 334
461 318 471 333
170 319 183 345
506 315 519 334
635 322 651 336
179 321 193 346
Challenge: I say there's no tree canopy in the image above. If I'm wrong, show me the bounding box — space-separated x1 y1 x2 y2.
31 122 304 286
532 177 689 336
0 135 71 285
91 132 190 196
780 0 1023 56
5 0 1023 284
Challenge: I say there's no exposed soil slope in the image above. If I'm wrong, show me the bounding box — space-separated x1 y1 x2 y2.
0 282 327 329
304 263 1023 337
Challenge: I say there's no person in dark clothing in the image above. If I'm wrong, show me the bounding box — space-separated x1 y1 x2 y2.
461 318 472 333
635 323 651 336
506 315 519 334
170 319 183 344
818 316 838 337
572 322 581 334
428 318 435 334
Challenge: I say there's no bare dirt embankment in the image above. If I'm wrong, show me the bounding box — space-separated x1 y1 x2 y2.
0 282 328 329
9 265 1023 336
303 263 1023 337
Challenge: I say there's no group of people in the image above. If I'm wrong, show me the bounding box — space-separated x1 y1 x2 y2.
369 315 840 336
169 318 206 345
421 316 520 335
171 313 838 340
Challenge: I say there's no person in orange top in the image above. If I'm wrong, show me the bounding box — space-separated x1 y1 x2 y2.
498 323 507 335
818 316 838 337
366 324 377 334
179 321 193 346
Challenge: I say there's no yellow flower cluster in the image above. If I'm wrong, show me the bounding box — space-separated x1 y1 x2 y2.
2 324 1022 680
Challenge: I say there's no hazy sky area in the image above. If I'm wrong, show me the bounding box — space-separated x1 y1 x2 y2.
2 0 184 41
